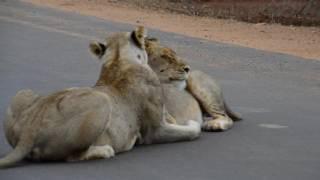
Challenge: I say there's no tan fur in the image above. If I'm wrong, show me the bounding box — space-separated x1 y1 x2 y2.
145 38 242 131
0 27 201 168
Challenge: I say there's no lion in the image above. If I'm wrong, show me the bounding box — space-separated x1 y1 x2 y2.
145 38 242 131
0 27 201 168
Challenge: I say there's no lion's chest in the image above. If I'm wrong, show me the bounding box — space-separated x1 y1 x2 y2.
163 87 203 125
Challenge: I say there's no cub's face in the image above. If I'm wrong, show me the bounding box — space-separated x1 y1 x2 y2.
145 38 190 84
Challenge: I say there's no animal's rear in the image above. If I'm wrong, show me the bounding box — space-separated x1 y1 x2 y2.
10 89 39 115
1 88 112 168
4 89 39 146
0 90 39 168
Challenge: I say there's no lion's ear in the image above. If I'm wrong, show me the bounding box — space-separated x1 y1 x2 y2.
131 26 148 49
89 41 107 59
145 36 159 50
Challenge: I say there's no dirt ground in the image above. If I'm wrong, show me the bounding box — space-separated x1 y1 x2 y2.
26 0 320 60
119 0 320 26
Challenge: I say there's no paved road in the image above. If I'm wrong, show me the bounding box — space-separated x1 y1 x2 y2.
0 1 319 179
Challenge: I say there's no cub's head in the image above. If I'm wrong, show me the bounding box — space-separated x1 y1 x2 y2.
89 26 148 65
145 38 190 84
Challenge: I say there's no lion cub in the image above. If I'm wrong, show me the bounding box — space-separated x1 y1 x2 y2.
0 27 201 168
145 38 242 131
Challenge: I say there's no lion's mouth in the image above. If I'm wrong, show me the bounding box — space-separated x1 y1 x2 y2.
169 73 188 81
169 77 186 81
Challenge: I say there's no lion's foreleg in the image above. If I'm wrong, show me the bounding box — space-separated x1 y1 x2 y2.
187 71 240 131
150 120 201 144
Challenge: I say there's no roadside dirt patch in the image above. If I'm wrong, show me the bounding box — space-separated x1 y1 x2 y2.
26 0 320 60
121 0 320 26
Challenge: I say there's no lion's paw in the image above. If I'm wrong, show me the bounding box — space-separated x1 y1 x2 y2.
81 145 115 161
202 118 233 132
186 120 201 139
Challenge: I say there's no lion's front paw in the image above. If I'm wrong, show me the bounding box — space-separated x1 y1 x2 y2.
187 120 201 139
202 118 233 132
80 145 115 161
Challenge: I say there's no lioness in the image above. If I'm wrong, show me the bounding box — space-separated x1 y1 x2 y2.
145 38 242 131
0 27 200 168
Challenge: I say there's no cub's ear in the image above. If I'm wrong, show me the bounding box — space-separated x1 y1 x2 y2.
131 26 148 49
89 41 107 59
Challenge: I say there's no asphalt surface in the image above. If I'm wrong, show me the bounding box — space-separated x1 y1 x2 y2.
0 1 319 179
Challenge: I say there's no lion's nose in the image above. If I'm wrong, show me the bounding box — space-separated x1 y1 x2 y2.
183 66 190 73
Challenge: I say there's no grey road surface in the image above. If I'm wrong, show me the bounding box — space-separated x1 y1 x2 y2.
0 1 319 179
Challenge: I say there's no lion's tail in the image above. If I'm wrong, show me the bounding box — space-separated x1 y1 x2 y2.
0 129 35 169
224 100 242 121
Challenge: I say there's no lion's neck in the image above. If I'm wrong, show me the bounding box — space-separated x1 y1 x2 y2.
171 80 187 91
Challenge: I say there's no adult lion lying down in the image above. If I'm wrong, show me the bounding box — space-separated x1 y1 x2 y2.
0 27 201 168
144 38 242 131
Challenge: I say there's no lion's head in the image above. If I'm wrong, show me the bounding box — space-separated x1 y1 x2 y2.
145 38 190 86
89 26 148 65
89 26 150 86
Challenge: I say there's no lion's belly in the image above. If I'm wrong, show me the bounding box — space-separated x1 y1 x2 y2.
163 87 203 125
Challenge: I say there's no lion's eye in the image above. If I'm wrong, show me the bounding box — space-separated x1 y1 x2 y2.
160 69 165 72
